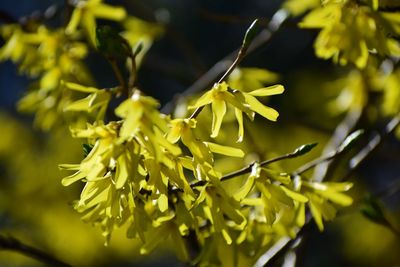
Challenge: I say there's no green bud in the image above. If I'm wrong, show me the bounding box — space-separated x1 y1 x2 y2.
292 143 318 157
96 25 129 60
338 129 364 153
242 19 259 51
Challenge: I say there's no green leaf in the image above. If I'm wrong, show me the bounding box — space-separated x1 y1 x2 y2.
361 196 388 226
132 41 144 57
292 143 318 157
242 19 259 51
338 129 364 153
83 143 94 157
96 25 130 59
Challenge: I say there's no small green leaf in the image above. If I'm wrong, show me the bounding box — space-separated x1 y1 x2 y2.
280 186 308 203
242 19 259 51
132 41 144 57
292 143 318 157
338 129 364 153
96 25 130 59
83 143 94 157
361 196 387 226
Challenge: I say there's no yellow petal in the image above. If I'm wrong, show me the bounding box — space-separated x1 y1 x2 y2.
234 173 255 201
280 186 308 203
316 189 353 206
244 94 279 121
248 84 284 96
158 194 169 212
115 153 129 189
92 4 127 21
205 142 244 158
64 96 92 111
211 99 226 138
82 12 96 45
189 90 213 109
64 82 99 93
61 171 86 186
65 8 82 34
308 194 324 231
234 108 244 142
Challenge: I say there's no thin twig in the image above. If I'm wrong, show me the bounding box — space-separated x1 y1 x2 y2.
191 144 316 188
342 114 400 181
292 151 339 178
0 234 72 267
161 8 289 114
313 108 363 182
108 59 127 97
188 18 257 120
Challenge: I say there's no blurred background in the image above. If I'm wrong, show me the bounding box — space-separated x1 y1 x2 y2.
0 0 399 266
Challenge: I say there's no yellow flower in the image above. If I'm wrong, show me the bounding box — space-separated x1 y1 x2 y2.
283 0 321 16
115 91 182 165
190 81 284 141
228 67 279 92
63 82 111 121
66 0 127 45
167 118 244 182
300 1 400 68
302 181 353 230
122 16 164 65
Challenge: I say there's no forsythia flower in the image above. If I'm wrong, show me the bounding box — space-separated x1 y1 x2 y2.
122 16 164 65
63 82 111 121
302 181 353 230
0 26 94 130
66 0 127 44
228 67 279 92
283 0 320 16
167 118 244 182
300 0 400 68
189 82 284 141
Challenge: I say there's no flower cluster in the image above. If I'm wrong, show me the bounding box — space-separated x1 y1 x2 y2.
59 79 353 265
300 0 400 68
1 1 357 266
0 0 162 130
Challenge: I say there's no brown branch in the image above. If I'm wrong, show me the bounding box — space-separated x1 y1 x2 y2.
108 59 128 97
0 234 72 267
